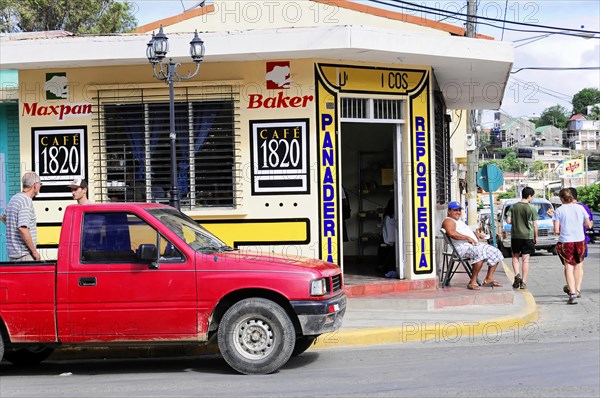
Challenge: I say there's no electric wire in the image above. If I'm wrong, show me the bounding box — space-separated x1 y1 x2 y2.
364 0 600 37
512 66 600 74
510 76 575 101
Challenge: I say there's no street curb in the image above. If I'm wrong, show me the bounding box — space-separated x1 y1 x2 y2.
312 261 539 349
46 264 539 360
344 278 438 297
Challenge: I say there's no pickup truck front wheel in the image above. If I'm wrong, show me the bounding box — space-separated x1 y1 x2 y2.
3 346 54 366
218 298 295 375
0 336 4 363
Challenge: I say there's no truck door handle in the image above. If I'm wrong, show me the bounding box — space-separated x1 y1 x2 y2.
78 277 97 287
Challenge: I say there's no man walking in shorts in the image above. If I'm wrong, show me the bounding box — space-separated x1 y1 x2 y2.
553 188 593 304
506 187 538 289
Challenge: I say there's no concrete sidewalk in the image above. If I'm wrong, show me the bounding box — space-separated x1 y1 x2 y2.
45 261 536 360
313 261 538 349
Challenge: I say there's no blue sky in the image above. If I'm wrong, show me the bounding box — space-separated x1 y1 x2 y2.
130 1 600 122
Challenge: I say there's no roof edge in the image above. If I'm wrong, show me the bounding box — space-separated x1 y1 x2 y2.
133 0 494 40
314 0 470 37
133 4 216 33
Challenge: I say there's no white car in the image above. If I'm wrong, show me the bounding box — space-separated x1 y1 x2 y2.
496 198 558 257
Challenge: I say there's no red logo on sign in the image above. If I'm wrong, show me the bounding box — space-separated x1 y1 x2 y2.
266 61 291 89
247 93 314 109
565 161 580 173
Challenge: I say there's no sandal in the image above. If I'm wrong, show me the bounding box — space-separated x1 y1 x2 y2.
467 283 481 290
482 280 502 287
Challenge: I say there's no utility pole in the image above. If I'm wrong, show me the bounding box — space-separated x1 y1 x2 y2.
466 0 479 227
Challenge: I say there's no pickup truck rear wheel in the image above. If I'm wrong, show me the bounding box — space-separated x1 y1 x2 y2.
3 346 54 366
291 336 317 357
218 298 295 375
0 336 4 363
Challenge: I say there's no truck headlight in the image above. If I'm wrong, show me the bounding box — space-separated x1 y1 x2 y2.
310 278 327 296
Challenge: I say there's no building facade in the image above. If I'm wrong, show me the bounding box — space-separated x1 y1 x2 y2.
564 116 600 151
0 0 513 280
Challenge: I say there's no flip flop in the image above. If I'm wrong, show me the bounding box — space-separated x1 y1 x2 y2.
482 280 502 287
467 283 481 290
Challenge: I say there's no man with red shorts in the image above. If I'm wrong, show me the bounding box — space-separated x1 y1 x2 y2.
552 188 593 304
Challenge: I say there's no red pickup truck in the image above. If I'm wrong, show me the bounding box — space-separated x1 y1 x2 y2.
0 203 346 374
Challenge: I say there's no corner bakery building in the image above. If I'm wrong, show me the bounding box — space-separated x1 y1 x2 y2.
0 0 512 281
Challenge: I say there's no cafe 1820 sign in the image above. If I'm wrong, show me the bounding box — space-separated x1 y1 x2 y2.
32 126 87 199
250 119 309 195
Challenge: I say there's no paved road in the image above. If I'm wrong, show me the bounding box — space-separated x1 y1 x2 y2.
1 246 597 397
518 242 599 344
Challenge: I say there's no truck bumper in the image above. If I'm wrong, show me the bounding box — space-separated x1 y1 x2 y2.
503 236 558 250
290 292 347 336
535 236 559 250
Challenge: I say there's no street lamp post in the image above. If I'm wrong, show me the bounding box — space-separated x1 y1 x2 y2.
146 25 205 210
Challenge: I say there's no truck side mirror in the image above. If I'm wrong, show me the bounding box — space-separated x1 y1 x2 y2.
137 244 159 269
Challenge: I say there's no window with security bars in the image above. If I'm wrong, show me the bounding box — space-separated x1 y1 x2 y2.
373 99 403 120
434 91 451 204
341 98 368 119
94 89 238 210
341 97 403 121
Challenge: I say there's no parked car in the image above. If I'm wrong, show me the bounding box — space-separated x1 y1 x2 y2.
496 198 558 257
477 208 492 239
587 211 600 243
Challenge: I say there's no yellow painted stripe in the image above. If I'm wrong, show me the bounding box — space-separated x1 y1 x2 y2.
38 225 62 246
38 221 308 248
199 221 308 247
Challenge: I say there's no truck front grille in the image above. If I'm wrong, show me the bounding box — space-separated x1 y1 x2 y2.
332 274 342 292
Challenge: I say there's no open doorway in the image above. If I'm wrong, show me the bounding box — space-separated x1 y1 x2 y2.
341 122 398 277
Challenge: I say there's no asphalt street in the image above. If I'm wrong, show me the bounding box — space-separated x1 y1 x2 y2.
0 245 597 398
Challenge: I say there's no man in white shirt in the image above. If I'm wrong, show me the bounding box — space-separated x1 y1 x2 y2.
0 172 42 261
68 178 93 205
442 201 504 290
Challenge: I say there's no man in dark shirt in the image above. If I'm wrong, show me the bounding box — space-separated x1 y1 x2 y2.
506 187 538 290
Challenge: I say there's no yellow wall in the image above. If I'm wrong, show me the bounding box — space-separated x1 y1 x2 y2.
17 58 437 280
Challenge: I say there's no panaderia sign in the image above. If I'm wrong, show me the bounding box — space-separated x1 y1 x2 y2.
315 63 433 276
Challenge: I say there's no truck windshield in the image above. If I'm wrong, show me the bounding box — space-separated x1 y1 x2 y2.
504 202 554 221
147 208 234 253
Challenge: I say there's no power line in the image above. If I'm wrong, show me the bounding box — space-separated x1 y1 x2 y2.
508 78 573 106
438 3 466 23
364 0 600 37
510 76 572 102
377 0 600 34
511 67 600 74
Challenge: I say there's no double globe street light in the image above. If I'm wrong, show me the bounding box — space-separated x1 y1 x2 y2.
146 25 205 210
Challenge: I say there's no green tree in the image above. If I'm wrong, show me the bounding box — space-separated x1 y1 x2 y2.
0 0 137 34
497 189 516 200
536 105 569 129
577 184 600 211
588 105 600 121
572 88 600 115
588 152 600 171
498 151 528 173
529 160 547 179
